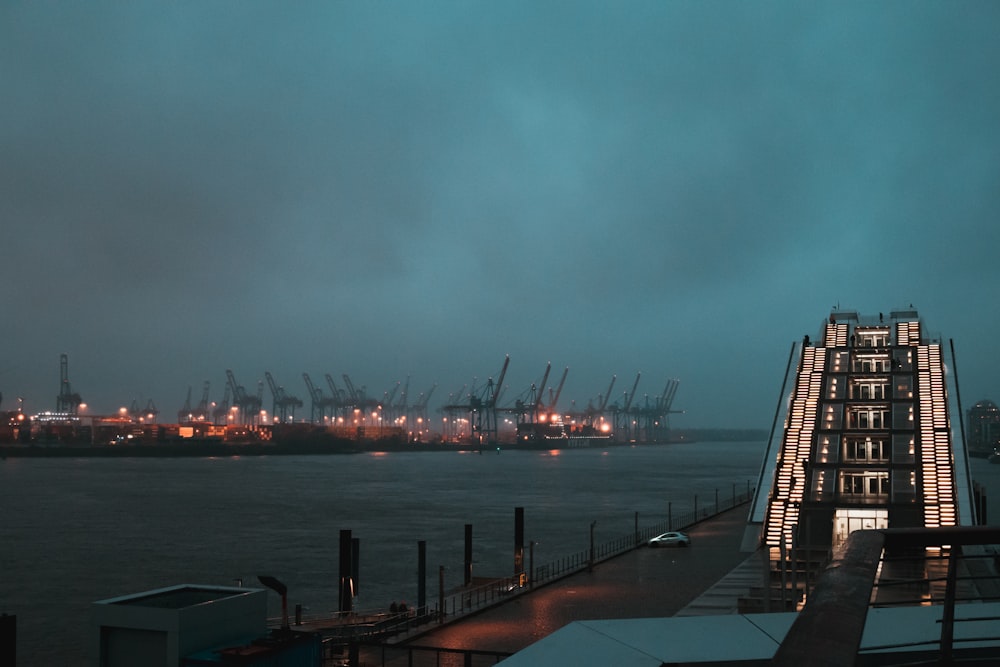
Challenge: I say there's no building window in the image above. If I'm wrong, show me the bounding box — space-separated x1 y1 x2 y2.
853 353 891 373
855 328 890 348
893 375 913 399
843 436 889 463
892 434 915 464
850 378 889 400
840 471 889 501
891 469 916 503
847 406 889 429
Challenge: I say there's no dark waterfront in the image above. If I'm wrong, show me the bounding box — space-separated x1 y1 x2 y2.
3 442 997 665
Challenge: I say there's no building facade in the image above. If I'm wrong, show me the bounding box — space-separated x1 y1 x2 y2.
967 399 1000 457
746 308 975 555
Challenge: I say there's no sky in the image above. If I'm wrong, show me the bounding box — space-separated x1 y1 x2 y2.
2 1 999 430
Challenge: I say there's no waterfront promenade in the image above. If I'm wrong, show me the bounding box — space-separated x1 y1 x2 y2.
382 503 763 659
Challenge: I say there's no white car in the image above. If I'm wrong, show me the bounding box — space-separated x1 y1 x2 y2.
649 531 690 548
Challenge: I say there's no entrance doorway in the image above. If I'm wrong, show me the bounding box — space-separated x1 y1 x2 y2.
833 508 888 550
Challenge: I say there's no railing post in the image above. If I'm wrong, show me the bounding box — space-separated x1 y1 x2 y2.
940 545 961 663
529 541 535 589
438 566 445 624
589 520 596 572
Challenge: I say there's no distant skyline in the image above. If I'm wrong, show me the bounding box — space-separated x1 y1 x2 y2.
3 2 1000 428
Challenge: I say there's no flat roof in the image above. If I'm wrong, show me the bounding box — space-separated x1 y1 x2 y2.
96 584 255 610
498 603 1000 666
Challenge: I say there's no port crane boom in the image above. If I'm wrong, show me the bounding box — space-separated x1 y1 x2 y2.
265 372 303 423
226 369 262 425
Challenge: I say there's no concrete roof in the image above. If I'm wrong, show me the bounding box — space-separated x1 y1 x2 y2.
497 613 796 666
498 603 1000 666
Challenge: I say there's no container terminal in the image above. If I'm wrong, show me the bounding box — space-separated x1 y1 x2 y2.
0 355 685 454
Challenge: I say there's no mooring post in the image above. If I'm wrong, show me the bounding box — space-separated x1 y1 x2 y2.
438 565 445 624
634 511 639 546
351 537 360 601
464 524 473 586
514 507 524 576
418 540 426 614
529 541 535 587
338 529 353 613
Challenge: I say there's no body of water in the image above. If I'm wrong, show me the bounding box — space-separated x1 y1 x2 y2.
8 441 998 665
0 440 764 664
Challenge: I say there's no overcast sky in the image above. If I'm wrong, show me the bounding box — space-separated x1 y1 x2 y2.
2 2 999 429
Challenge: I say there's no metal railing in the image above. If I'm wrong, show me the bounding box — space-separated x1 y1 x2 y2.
425 483 756 626
276 482 757 666
774 525 1000 666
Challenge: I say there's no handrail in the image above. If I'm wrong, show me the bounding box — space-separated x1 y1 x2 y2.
774 526 1000 666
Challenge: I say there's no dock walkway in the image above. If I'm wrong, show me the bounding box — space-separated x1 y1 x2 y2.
377 504 765 658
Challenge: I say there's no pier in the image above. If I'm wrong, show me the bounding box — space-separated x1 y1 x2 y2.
292 501 762 665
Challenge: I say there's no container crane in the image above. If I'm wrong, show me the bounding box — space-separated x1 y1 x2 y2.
226 369 262 425
178 386 193 422
410 383 437 440
195 381 210 421
440 356 509 445
533 363 553 416
56 353 82 414
546 366 569 413
212 385 231 425
477 355 509 444
514 362 570 442
611 372 641 441
265 372 303 423
392 376 410 426
178 381 211 422
325 374 348 419
303 373 336 423
648 378 681 442
129 398 158 423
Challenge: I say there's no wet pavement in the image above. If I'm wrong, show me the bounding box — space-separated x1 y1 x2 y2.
388 504 764 656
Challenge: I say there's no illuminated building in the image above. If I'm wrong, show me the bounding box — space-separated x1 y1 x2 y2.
746 308 975 556
966 399 1000 457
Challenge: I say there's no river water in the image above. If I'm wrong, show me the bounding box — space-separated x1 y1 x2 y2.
3 442 1000 666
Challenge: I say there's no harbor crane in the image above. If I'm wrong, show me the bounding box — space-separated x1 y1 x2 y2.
178 381 212 422
226 369 262 425
265 372 303 423
634 378 681 442
56 353 82 414
410 383 436 440
389 375 410 426
610 372 641 440
441 355 509 445
547 366 569 412
303 373 337 423
195 381 210 421
130 398 158 423
178 386 193 422
576 374 616 433
507 361 552 428
212 385 231 425
325 374 348 419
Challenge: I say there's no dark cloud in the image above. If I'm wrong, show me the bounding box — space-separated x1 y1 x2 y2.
3 2 1000 427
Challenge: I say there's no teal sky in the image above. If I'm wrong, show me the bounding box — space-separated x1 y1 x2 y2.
2 2 999 428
